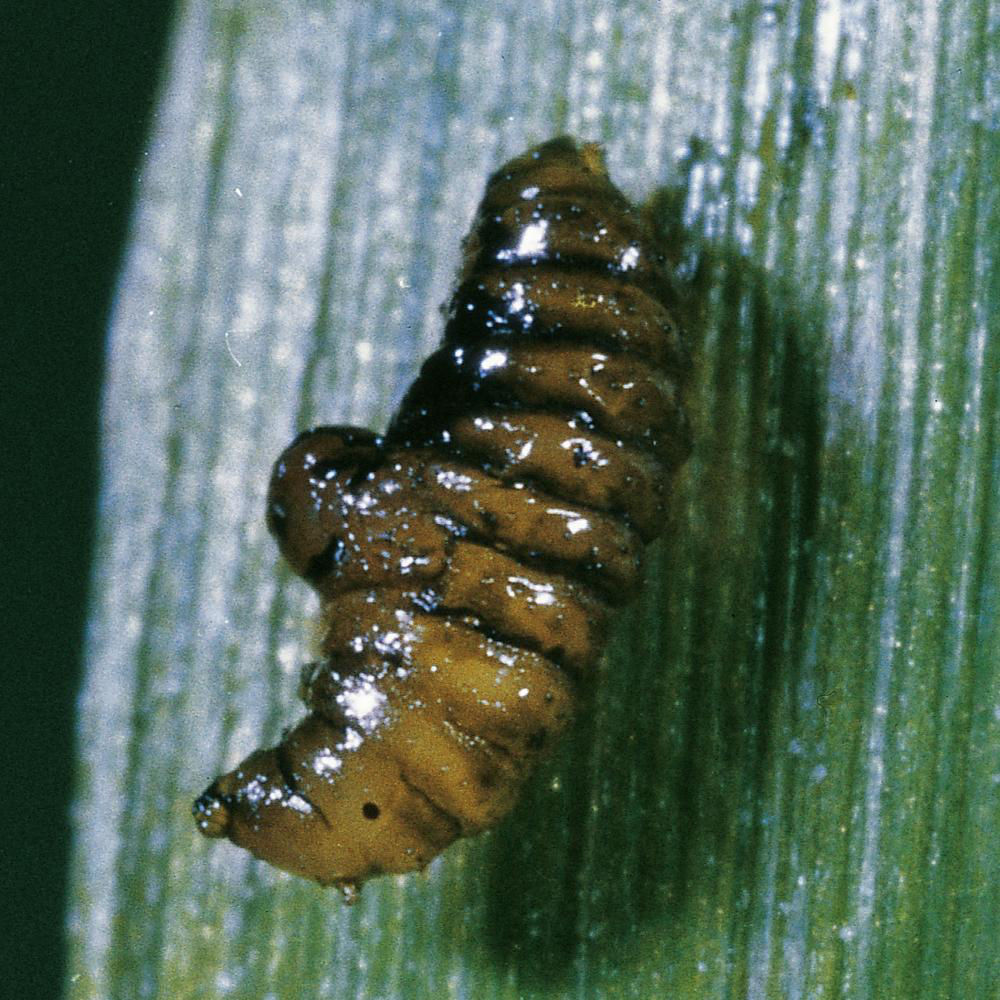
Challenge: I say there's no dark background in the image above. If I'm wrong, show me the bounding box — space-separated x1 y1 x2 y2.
3 5 175 995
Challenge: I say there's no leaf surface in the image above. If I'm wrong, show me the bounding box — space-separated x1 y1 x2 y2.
68 1 999 997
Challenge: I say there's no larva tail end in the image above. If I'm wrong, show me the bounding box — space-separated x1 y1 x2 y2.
525 134 608 177
579 140 608 177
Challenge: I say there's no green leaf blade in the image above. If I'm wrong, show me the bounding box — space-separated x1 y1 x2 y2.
68 1 998 997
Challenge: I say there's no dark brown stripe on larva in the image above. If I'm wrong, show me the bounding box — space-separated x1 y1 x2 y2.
193 136 691 902
438 269 689 373
392 341 691 467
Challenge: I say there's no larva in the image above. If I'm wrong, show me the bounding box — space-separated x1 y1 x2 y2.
193 137 691 902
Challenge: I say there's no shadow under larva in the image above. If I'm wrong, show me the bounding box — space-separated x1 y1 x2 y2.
193 137 692 903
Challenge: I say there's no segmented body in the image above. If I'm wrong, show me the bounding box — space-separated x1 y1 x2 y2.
194 137 691 900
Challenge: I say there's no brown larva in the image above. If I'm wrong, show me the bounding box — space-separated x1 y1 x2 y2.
193 137 691 902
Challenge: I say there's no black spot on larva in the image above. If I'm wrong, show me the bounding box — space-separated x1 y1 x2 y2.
194 136 691 901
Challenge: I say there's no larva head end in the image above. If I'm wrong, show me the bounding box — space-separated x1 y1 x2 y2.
334 880 362 905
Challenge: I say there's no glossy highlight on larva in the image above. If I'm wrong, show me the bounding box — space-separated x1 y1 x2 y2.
193 137 691 902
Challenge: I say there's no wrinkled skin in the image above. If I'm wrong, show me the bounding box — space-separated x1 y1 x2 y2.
193 137 690 901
